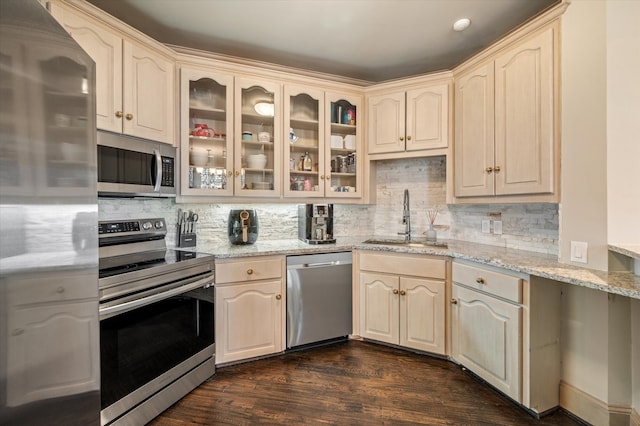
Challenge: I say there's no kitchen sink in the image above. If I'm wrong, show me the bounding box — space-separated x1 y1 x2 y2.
362 238 448 249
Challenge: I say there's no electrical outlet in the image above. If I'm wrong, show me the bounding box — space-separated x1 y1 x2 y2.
570 241 588 264
493 220 503 235
481 220 490 233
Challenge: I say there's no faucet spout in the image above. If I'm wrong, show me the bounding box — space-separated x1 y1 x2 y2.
398 189 411 240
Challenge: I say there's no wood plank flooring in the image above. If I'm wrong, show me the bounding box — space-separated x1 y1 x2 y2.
150 340 583 425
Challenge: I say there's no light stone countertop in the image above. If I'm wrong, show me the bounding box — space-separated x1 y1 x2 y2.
188 237 640 300
609 244 640 260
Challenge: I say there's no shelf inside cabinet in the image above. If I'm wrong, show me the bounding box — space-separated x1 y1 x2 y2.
290 117 319 130
189 106 226 121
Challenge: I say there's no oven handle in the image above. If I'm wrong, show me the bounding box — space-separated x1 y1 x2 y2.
99 275 214 319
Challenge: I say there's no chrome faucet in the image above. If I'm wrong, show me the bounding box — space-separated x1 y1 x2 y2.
398 189 411 240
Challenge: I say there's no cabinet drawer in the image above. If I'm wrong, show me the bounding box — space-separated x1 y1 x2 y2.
358 251 445 279
7 271 99 305
452 262 521 303
215 256 283 284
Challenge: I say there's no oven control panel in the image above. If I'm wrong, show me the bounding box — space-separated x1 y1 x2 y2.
99 218 166 236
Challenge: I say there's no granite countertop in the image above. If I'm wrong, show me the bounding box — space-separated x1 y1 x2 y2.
609 244 640 260
188 237 640 300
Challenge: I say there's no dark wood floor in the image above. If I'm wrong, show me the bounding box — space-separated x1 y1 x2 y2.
150 340 583 425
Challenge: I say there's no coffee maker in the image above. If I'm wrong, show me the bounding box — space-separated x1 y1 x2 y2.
298 204 335 244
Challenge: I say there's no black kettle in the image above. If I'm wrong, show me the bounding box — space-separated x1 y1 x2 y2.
228 209 259 245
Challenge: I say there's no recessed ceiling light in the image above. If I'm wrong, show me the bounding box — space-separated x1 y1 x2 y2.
453 18 471 32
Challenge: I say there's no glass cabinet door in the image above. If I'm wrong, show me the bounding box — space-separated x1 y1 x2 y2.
234 78 281 196
325 93 362 198
180 69 233 196
284 86 324 197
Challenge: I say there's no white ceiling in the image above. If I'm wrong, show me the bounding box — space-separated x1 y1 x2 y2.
85 0 559 83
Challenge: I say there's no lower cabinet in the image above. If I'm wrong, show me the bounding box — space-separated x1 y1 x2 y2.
357 251 447 355
215 255 285 364
450 260 561 414
451 282 522 402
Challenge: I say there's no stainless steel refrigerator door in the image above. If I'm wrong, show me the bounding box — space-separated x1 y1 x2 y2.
0 1 99 424
286 252 352 348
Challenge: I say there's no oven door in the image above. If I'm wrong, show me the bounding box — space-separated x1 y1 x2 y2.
99 275 215 425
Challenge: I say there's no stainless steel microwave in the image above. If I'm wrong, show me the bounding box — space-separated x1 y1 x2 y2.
97 131 176 197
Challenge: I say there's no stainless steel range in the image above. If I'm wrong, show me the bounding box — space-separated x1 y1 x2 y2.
98 218 215 426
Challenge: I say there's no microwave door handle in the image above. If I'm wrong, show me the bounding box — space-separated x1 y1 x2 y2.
153 148 162 192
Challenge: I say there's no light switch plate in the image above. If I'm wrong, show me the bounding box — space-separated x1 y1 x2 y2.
570 241 588 263
493 220 503 235
481 220 490 233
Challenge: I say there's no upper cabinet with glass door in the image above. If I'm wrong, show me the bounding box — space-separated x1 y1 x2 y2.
234 78 282 197
180 68 233 196
284 86 324 197
325 93 362 198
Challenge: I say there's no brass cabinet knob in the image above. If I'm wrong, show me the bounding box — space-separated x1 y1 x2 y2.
325 175 331 180
276 294 282 300
320 175 325 179
56 286 65 294
235 170 240 176
125 113 133 121
227 171 233 177
451 299 458 305
476 277 485 284
399 136 405 142
406 136 412 141
247 268 254 275
393 288 399 295
115 111 123 118
400 290 406 296
494 166 501 172
485 167 494 173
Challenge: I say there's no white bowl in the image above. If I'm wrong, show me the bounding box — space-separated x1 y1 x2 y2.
247 154 267 169
190 149 208 167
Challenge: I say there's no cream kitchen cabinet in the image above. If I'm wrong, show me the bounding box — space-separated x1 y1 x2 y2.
450 260 561 414
234 77 282 196
454 24 557 200
180 67 234 196
367 83 449 156
3 271 99 406
357 251 447 355
284 86 362 199
215 256 285 364
50 2 175 145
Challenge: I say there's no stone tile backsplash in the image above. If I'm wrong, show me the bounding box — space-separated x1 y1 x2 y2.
99 156 559 255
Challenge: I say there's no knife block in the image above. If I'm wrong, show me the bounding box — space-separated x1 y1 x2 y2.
177 225 196 248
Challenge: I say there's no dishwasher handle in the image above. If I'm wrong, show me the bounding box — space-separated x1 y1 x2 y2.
287 260 352 270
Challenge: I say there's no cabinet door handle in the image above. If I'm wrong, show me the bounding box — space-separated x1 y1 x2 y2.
227 170 233 177
451 299 458 305
246 268 254 275
400 290 406 296
115 111 123 118
399 136 404 142
235 170 240 176
476 277 485 284
485 167 494 173
320 175 325 179
325 175 331 180
393 289 399 295
494 166 501 172
406 136 412 141
56 286 65 294
125 113 133 121
276 294 282 300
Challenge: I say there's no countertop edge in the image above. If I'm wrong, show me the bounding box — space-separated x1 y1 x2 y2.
186 238 640 300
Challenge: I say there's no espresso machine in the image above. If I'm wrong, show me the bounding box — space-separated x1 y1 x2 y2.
298 204 335 244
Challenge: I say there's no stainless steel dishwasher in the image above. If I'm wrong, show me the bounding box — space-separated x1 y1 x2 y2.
286 252 353 349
